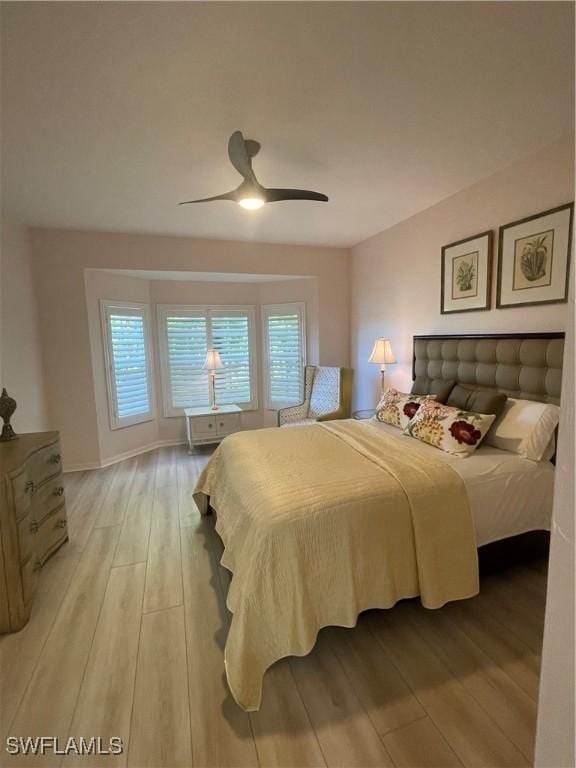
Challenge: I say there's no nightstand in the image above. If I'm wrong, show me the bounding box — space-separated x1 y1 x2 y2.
352 409 376 420
184 404 242 453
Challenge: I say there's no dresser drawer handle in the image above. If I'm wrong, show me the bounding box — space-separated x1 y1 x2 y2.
32 559 42 573
49 453 61 465
56 519 67 529
208 423 213 428
54 486 65 497
25 480 36 495
29 520 39 534
219 422 224 427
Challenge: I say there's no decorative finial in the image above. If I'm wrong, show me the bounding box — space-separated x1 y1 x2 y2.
0 388 18 441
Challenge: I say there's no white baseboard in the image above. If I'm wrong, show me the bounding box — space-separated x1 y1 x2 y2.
64 439 187 472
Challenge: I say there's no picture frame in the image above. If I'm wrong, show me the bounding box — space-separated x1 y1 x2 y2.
497 203 573 309
441 230 493 314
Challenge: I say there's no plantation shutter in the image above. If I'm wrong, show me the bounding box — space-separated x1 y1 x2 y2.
263 303 306 408
159 306 257 414
210 312 253 406
165 313 209 408
101 301 154 429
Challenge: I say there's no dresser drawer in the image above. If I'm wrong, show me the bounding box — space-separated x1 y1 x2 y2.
190 415 217 436
36 505 68 565
31 475 66 525
215 413 241 436
28 440 62 487
9 468 33 521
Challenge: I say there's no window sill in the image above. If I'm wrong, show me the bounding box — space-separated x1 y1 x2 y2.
109 414 156 431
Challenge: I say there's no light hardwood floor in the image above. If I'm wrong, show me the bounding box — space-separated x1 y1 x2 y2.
1 445 548 767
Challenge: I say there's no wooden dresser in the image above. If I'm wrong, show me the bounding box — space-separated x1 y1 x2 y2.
0 432 68 633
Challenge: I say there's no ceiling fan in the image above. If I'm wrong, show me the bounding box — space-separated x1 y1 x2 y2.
179 131 329 210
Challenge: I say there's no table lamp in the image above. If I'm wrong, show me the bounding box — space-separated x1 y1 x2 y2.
369 338 396 392
203 349 224 410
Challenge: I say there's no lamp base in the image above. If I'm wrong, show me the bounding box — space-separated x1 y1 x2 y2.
209 371 219 411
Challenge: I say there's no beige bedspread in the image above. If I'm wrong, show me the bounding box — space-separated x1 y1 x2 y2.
193 419 479 711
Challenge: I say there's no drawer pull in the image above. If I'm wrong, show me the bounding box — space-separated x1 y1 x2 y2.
29 520 39 534
208 423 213 428
49 453 61 465
32 559 42 573
25 480 36 495
54 486 65 497
56 519 67 529
219 422 224 427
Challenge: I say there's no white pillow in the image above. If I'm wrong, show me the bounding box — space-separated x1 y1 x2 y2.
484 398 560 461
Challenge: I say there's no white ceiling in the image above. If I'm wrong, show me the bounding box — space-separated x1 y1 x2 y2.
1 2 573 247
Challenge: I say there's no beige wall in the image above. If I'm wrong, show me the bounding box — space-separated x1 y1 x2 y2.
31 229 347 467
350 135 574 409
1 213 47 432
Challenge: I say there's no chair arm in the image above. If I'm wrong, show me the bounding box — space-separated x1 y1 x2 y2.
277 400 307 426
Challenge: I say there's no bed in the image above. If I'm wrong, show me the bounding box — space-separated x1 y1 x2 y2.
193 332 564 711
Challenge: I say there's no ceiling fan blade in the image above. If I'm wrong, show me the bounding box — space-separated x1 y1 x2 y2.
228 131 257 183
178 190 236 205
264 188 329 203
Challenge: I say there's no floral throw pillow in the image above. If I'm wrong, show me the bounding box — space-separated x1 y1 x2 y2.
375 389 436 430
404 400 496 457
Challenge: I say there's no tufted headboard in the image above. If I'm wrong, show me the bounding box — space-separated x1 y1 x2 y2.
412 333 565 405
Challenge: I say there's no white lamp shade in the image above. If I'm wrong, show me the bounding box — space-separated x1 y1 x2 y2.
203 348 224 370
369 338 396 365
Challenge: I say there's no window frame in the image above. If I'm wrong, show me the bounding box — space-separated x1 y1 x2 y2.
157 304 259 417
100 299 155 431
261 302 307 411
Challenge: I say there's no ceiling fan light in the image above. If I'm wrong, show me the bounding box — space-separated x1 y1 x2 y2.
238 197 265 210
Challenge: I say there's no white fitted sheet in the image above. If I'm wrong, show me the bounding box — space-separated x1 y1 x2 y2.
372 420 554 547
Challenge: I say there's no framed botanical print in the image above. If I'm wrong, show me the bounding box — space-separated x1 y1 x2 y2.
497 203 573 308
441 230 492 314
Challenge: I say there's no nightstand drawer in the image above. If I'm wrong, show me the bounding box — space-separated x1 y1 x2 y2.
190 415 217 436
215 413 241 436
